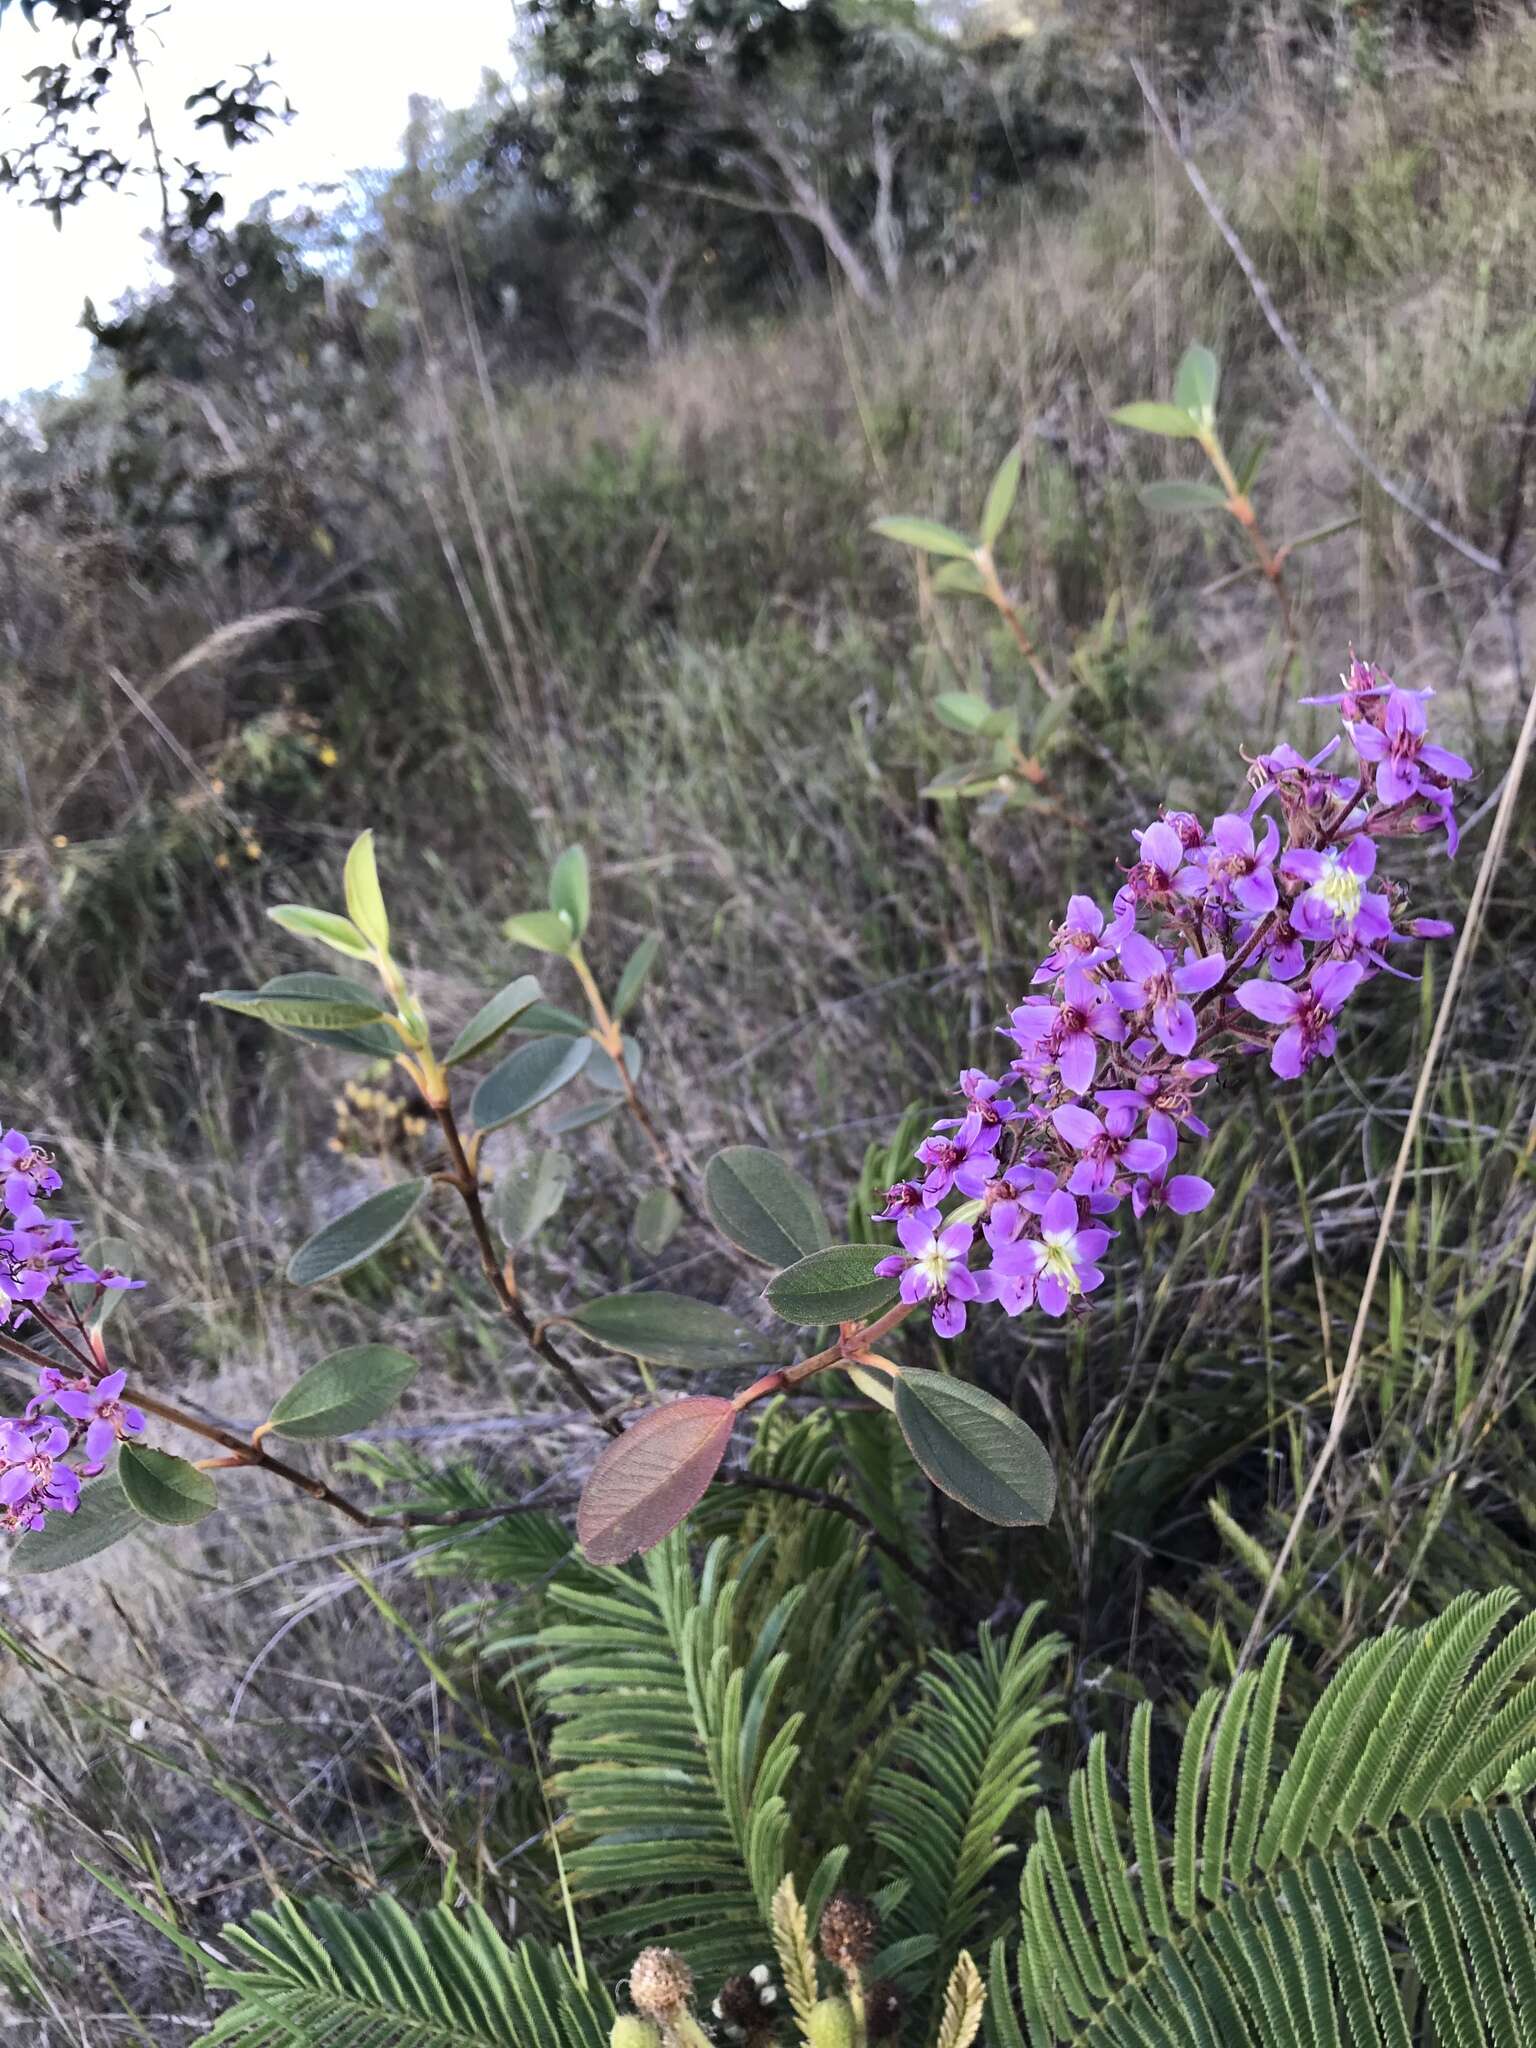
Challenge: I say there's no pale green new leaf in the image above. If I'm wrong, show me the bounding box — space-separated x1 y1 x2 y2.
979 443 1023 544
343 830 389 952
871 514 978 559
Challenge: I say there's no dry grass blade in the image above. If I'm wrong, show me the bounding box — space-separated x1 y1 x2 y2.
44 608 318 827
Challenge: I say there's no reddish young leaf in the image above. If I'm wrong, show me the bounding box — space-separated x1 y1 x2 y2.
577 1397 736 1565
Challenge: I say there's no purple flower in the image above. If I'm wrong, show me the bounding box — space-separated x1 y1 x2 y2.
873 1179 938 1226
933 1069 1016 1135
875 1214 980 1337
1050 1102 1167 1197
51 1369 145 1471
1097 1061 1215 1155
0 1130 61 1216
1350 690 1472 807
1201 812 1281 917
915 1115 1001 1201
1248 907 1307 981
1302 655 1429 721
1007 966 1125 1097
979 1164 1056 1253
0 1419 80 1533
1123 820 1191 906
1245 737 1345 815
1110 933 1226 1056
993 1190 1113 1318
1128 1125 1215 1220
1412 780 1461 857
1033 896 1124 980
1235 959 1366 1079
1281 837 1391 942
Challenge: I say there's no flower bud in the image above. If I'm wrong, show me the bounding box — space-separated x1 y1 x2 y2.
629 1948 694 2022
611 2020 664 2048
819 1890 880 1971
807 1997 858 2048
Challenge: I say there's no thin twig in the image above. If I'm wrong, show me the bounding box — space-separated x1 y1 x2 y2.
430 1099 620 1432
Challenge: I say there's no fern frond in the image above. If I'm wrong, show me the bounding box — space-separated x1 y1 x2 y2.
198 1894 610 2048
1012 1600 1536 2046
872 1610 1065 2019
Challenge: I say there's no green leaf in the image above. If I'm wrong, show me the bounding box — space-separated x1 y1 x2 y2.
586 1037 643 1094
470 1036 592 1133
704 1146 830 1268
287 1179 429 1286
491 1148 573 1248
1109 401 1201 439
202 988 387 1032
343 830 390 952
871 515 978 560
443 975 543 1067
267 904 373 960
551 1099 620 1133
931 559 989 597
765 1243 898 1326
613 934 661 1019
256 972 401 1057
933 691 996 735
922 763 998 800
845 1363 897 1414
119 1445 217 1527
1139 479 1231 515
1173 343 1220 420
1236 435 1269 496
979 442 1023 544
503 910 576 955
266 1345 419 1440
510 1000 590 1037
548 846 590 939
577 1397 736 1564
894 1370 1056 1526
14 1468 138 1571
634 1188 684 1257
565 1292 769 1370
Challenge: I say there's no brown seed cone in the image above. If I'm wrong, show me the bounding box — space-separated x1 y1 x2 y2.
629 1948 694 2020
819 1891 881 1971
716 1977 766 2029
866 1979 904 2041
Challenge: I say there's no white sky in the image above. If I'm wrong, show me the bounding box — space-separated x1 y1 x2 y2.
0 0 517 395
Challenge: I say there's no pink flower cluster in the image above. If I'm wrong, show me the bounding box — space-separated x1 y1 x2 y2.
875 659 1469 1337
0 1129 143 1536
